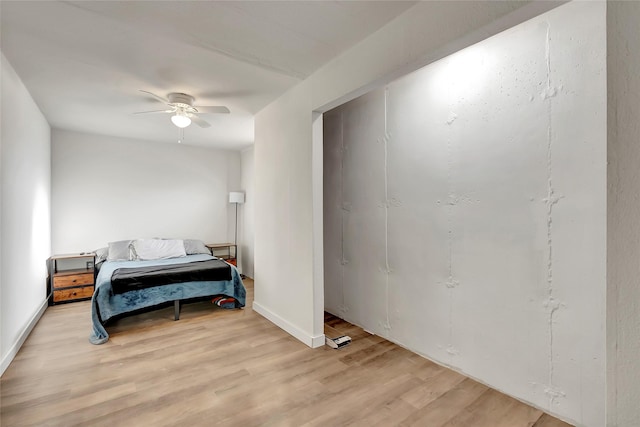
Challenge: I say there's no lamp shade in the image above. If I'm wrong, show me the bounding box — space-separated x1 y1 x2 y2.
229 192 245 204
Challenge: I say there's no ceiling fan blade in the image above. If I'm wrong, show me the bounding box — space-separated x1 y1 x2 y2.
189 114 211 128
139 90 168 104
133 109 173 114
195 105 230 114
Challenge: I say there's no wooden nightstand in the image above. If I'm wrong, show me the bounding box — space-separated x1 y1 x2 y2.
47 253 96 305
205 243 237 266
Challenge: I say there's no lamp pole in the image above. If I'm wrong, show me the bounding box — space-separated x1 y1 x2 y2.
234 202 239 246
229 192 245 263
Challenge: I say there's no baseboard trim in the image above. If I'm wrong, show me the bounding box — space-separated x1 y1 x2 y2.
1 298 48 377
253 301 325 348
310 333 325 348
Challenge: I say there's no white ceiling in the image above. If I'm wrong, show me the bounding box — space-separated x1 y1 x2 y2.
0 1 415 149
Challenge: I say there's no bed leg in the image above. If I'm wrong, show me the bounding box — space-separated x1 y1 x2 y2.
174 300 180 321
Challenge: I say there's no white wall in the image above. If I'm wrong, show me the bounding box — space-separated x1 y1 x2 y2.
607 2 640 426
254 85 322 345
1 53 51 375
324 3 606 425
254 1 563 356
240 147 254 278
51 130 240 253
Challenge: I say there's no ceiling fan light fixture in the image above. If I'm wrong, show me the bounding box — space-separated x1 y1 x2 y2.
171 113 191 128
136 90 228 130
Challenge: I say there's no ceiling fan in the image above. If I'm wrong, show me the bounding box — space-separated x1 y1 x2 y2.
135 90 230 129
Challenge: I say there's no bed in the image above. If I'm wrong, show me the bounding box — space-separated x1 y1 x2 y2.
90 252 246 345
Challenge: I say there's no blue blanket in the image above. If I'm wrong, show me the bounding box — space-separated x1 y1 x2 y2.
90 254 246 345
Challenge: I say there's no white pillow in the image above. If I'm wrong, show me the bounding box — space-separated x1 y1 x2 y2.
133 239 186 260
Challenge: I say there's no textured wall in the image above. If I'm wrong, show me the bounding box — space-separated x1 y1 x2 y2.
255 0 561 353
324 3 606 425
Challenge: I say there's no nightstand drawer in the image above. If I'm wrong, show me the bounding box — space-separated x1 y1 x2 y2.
53 285 94 302
53 272 94 289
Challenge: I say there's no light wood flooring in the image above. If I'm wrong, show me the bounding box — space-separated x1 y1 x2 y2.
1 279 572 426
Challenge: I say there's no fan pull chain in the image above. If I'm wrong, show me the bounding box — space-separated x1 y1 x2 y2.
178 127 184 144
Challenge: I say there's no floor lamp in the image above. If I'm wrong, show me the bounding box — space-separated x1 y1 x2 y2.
229 192 245 251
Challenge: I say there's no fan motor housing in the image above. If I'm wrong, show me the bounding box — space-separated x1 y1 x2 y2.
167 93 195 107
